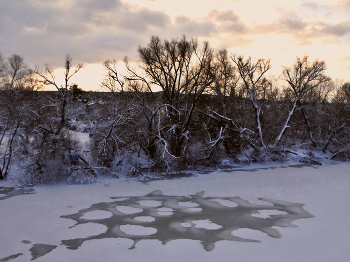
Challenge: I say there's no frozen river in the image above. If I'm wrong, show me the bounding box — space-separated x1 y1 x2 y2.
1 163 349 261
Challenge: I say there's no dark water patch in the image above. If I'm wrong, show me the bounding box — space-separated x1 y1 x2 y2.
118 162 324 183
21 240 32 244
0 253 23 261
29 244 57 261
214 162 323 174
162 172 193 179
0 186 36 201
299 158 323 165
60 190 314 252
130 172 194 184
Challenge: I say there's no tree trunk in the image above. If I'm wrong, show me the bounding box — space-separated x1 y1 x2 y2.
274 99 298 147
255 107 266 149
298 101 317 147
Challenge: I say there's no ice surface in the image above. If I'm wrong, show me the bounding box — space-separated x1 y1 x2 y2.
193 219 223 230
81 210 113 220
251 210 288 219
156 207 174 212
138 200 162 207
66 223 108 239
29 244 57 260
119 225 157 236
187 207 202 212
0 186 35 201
178 201 199 207
115 206 143 214
133 216 155 222
55 190 313 252
210 199 238 207
1 163 350 262
110 197 129 201
0 253 23 261
231 228 270 241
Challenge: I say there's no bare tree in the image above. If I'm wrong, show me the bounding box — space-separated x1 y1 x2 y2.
209 49 239 115
91 101 136 168
0 53 7 87
0 53 30 90
125 35 221 159
0 119 20 180
0 53 31 180
334 82 350 103
274 56 329 147
100 60 125 92
14 55 85 183
35 55 82 135
232 55 271 149
24 69 44 91
310 79 334 103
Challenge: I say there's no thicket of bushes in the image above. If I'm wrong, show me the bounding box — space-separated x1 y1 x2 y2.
1 35 350 184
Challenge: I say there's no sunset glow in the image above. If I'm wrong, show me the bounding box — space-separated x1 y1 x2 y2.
1 0 349 90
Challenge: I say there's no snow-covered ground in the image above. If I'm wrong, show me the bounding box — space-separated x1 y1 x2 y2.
1 162 350 262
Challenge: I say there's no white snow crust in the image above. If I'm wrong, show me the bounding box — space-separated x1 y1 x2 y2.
115 206 143 214
119 225 157 236
133 216 155 222
1 162 350 261
193 219 223 230
81 210 113 220
138 200 162 207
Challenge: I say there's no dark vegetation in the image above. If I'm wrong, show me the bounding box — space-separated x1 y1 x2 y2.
1 35 350 184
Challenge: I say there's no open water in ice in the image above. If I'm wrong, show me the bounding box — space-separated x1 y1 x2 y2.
61 190 314 251
0 187 314 261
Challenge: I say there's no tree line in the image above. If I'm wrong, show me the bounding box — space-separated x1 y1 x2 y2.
1 35 350 183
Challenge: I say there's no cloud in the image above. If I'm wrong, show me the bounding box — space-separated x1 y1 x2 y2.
120 8 170 32
301 1 320 10
174 16 217 37
0 0 172 67
74 0 122 11
251 12 307 36
92 34 141 53
208 9 248 34
170 10 248 39
320 21 350 36
278 12 307 31
333 0 350 11
1 0 350 72
209 9 241 23
250 8 350 46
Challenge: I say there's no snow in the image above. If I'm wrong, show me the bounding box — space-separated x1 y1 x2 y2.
192 219 223 230
251 210 288 219
115 206 143 214
187 207 202 212
119 225 157 236
133 216 155 222
210 199 238 207
156 207 174 216
80 210 113 220
1 162 350 261
178 201 199 207
138 200 162 207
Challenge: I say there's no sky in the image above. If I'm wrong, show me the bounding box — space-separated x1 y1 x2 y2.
0 0 349 91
